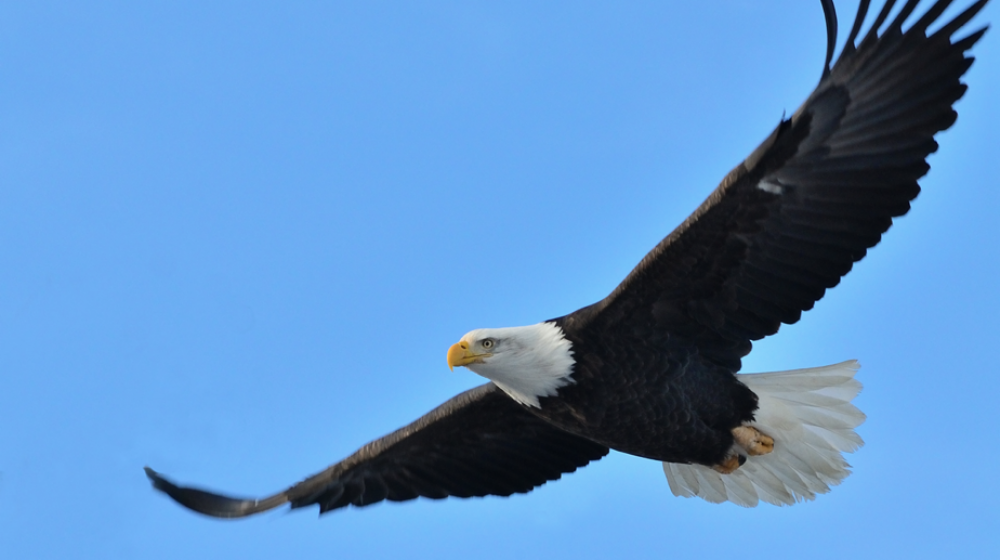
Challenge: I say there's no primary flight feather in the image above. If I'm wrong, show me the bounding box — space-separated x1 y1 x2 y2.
146 0 990 515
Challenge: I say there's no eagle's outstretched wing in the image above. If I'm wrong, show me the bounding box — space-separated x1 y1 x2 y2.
146 383 608 518
567 0 989 371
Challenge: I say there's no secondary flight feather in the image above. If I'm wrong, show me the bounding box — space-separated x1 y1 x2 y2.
146 0 990 515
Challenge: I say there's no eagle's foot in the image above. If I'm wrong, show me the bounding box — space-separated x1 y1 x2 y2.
733 426 774 456
711 453 746 474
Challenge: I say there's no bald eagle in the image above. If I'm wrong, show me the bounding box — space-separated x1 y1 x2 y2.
146 0 990 514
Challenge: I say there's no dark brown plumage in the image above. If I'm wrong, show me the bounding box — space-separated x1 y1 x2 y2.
147 384 607 517
147 0 989 516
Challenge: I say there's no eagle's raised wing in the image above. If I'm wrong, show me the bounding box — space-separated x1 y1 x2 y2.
146 383 608 518
567 0 989 371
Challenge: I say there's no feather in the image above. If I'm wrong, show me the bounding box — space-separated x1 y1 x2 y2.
662 361 865 506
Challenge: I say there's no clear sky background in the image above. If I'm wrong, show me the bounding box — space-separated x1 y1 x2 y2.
2 1 998 558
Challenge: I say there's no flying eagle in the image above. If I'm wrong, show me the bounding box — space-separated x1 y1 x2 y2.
146 0 990 514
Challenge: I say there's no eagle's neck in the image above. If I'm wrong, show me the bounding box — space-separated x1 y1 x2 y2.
465 322 575 408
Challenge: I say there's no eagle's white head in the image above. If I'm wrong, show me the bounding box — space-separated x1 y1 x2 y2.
446 322 575 408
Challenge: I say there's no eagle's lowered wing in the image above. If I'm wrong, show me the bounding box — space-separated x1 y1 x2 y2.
146 383 608 518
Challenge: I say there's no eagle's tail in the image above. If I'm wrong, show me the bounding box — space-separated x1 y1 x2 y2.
662 360 865 507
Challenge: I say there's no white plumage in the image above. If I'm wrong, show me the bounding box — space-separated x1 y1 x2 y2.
662 361 865 507
462 323 576 408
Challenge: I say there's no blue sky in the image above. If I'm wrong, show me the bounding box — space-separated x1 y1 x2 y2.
2 1 998 558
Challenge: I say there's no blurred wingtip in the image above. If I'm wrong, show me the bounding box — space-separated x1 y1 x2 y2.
144 466 172 491
144 465 288 519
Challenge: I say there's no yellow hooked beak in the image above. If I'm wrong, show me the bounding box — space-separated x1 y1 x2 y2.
447 340 491 371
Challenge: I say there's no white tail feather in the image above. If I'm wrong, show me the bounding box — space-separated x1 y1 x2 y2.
663 360 865 507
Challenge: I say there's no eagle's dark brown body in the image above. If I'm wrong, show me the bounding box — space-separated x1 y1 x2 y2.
540 319 758 465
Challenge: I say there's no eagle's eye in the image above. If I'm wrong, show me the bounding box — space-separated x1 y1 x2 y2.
481 338 495 350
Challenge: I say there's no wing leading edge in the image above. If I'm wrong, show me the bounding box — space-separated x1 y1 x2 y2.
146 383 608 518
568 0 989 371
